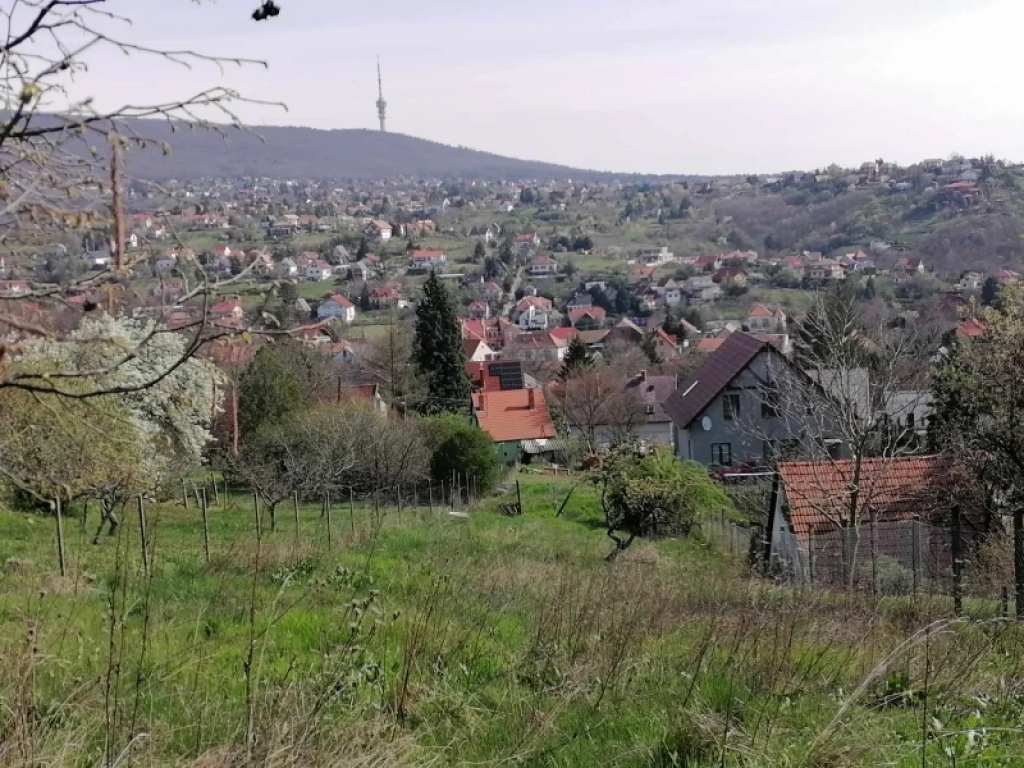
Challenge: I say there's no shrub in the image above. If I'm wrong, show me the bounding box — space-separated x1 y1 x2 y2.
420 414 502 495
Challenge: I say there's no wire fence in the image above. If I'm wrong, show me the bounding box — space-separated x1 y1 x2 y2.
704 507 1018 616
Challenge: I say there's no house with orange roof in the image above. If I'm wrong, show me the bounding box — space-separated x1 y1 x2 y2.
472 388 557 463
468 300 489 319
956 317 985 339
463 338 497 363
568 306 606 330
770 456 985 584
745 303 787 333
411 249 448 269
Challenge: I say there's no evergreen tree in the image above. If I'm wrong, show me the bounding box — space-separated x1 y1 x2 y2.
238 347 302 440
640 334 660 364
359 282 372 312
613 286 631 316
498 237 514 266
472 240 486 262
355 237 369 260
413 271 470 413
663 306 683 338
981 276 1000 307
559 335 592 380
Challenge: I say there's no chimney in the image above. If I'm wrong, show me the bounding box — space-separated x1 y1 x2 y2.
639 370 647 382
528 389 536 411
476 394 485 412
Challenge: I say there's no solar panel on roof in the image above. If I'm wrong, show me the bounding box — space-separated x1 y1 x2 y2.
488 361 524 391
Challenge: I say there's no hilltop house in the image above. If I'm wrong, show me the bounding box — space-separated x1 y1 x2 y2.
277 257 298 278
568 306 607 330
483 282 503 301
468 300 490 319
684 275 722 305
463 338 497 363
504 331 568 362
305 260 334 282
317 294 356 323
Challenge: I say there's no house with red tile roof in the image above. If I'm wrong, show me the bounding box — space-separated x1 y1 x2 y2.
745 303 787 333
568 306 606 330
467 359 528 392
472 388 556 463
528 253 558 278
956 317 985 338
468 300 489 319
369 286 408 310
461 317 519 349
317 294 356 323
0 279 30 297
210 299 244 321
338 383 388 413
771 456 983 584
483 282 503 301
504 331 568 362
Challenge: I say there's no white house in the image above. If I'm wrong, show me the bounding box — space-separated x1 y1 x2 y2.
367 219 393 241
317 294 356 323
155 255 177 274
633 247 674 266
411 249 447 269
528 254 558 278
304 260 333 282
277 258 298 278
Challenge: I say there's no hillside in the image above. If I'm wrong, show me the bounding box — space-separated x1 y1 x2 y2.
112 120 631 182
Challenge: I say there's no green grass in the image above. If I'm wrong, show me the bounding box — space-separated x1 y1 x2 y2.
2 474 1023 766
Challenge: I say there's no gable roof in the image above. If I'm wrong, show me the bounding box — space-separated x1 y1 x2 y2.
467 359 526 392
747 302 773 318
663 331 769 428
326 294 354 308
778 456 955 541
625 373 677 423
473 389 556 442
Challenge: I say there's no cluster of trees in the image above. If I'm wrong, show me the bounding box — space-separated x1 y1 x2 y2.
0 317 222 541
227 272 498 526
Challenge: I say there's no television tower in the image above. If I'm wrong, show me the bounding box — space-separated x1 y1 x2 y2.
376 56 387 132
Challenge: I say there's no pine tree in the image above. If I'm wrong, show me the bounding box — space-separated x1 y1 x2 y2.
559 335 592 380
359 282 372 312
472 240 486 262
413 271 470 413
499 237 514 266
981 276 1000 307
356 237 369 260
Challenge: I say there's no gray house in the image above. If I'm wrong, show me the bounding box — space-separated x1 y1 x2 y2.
663 332 837 469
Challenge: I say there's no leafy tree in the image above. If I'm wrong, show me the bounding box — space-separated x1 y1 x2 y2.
613 286 632 316
598 449 735 561
472 240 486 262
560 335 592 380
413 271 470 413
640 334 660 364
421 414 502 495
359 282 372 312
590 286 614 314
931 285 1024 515
564 260 578 278
572 235 594 252
238 347 302 439
519 187 536 205
483 256 503 281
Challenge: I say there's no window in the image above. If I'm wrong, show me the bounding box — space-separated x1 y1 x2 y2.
712 443 733 466
762 388 781 419
645 404 656 415
906 412 915 430
723 393 741 421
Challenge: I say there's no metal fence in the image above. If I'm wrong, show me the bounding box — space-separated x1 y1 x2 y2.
707 509 1017 614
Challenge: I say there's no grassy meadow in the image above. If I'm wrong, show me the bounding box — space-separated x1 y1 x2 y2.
2 474 1024 766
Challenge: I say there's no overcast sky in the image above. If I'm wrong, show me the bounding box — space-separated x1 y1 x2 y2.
52 0 1024 174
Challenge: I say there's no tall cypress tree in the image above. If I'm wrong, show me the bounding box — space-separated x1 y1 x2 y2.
559 335 592 380
413 271 470 412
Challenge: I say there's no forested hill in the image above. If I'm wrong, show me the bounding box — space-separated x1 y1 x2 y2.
607 158 1024 274
114 121 629 182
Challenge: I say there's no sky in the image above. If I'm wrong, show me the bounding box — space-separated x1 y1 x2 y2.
40 0 1024 174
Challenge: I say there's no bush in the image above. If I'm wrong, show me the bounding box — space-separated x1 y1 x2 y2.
420 414 502 495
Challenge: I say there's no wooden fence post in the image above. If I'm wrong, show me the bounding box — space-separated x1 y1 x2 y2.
253 491 261 538
428 484 433 515
137 496 149 576
182 479 190 510
349 487 355 534
293 492 300 546
201 489 211 564
325 491 332 551
54 498 66 578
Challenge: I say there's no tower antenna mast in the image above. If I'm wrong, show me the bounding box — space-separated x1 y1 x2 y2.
376 56 387 132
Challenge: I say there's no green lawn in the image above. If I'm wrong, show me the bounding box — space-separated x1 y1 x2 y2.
1 474 1022 766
